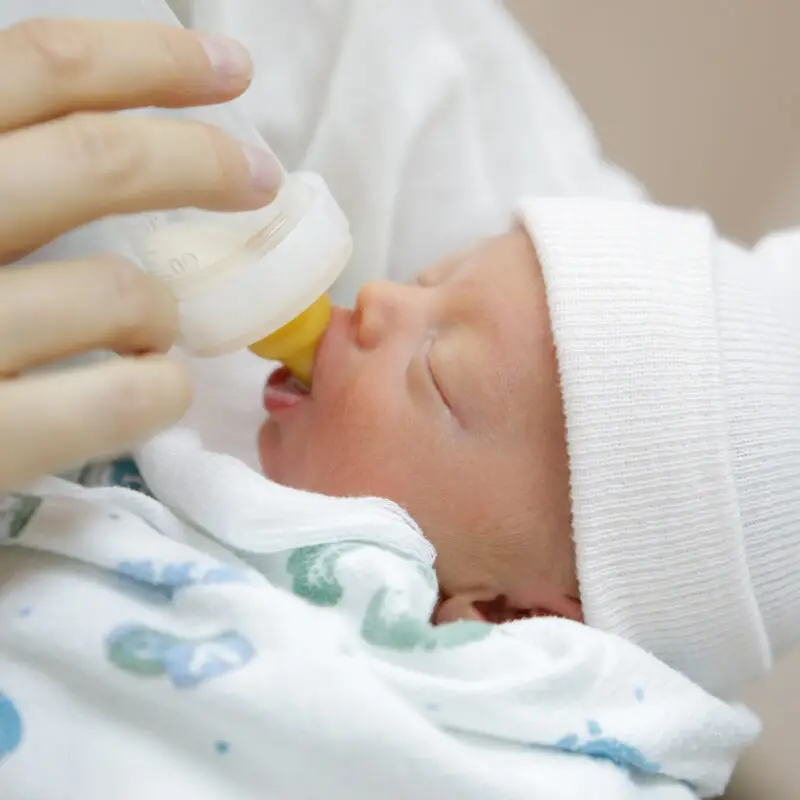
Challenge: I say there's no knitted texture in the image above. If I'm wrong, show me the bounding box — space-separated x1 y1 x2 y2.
716 236 800 663
518 198 800 697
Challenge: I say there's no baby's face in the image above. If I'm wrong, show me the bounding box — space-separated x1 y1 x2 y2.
259 228 579 622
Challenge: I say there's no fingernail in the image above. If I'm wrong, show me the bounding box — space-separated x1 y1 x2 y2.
201 34 253 83
240 143 284 194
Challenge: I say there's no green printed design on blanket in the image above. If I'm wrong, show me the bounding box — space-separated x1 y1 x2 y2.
287 544 487 651
287 543 361 606
361 588 492 651
107 626 175 676
288 544 437 606
0 494 42 541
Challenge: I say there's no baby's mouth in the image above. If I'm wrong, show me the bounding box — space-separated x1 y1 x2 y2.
263 366 312 414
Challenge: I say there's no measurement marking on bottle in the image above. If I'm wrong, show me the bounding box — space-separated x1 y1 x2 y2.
168 253 201 276
141 250 205 281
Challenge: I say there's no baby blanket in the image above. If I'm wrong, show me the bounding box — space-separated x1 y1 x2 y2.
0 437 759 798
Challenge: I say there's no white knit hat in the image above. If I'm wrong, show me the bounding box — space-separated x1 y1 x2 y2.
516 198 786 698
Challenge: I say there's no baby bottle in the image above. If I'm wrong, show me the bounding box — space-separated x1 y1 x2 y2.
123 156 350 384
4 0 352 386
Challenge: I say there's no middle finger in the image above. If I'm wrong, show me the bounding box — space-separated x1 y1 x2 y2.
0 111 283 259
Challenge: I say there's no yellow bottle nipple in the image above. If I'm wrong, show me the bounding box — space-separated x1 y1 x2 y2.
248 293 331 386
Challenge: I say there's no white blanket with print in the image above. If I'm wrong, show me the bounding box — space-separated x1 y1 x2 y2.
0 0 758 798
0 438 758 799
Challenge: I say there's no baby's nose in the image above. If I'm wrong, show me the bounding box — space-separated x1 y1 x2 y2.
354 281 410 349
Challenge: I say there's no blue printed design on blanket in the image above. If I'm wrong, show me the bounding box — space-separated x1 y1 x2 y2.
105 624 255 688
115 560 246 601
0 693 22 763
553 720 660 775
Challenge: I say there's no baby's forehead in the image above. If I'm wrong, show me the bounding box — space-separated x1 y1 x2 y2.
446 239 545 345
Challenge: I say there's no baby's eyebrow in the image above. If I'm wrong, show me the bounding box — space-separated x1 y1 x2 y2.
415 256 465 287
414 268 444 287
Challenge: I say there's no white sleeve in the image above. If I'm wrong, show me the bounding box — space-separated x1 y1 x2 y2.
519 197 800 694
171 0 644 301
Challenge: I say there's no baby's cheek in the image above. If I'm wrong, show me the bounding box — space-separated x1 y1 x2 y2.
311 377 399 452
267 366 442 500
304 418 426 499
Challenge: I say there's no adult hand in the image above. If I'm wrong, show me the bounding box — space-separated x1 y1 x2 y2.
0 18 283 490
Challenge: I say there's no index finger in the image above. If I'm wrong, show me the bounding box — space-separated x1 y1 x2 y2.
0 18 253 133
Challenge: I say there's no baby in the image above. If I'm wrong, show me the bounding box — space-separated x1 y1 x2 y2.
180 0 799 711
259 225 582 628
0 207 774 800
257 196 800 706
0 207 774 799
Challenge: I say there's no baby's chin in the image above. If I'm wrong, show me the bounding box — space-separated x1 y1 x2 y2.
257 419 324 493
257 420 290 484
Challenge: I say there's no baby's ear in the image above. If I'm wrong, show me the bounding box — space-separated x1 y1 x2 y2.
507 583 584 624
434 588 582 625
433 593 487 624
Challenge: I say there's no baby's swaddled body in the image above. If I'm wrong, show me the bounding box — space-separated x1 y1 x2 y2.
0 437 757 800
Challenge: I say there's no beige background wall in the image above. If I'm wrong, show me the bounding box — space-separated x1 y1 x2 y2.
505 2 800 798
509 0 800 243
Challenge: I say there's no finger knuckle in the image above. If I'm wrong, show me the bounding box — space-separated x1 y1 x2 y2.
102 367 158 444
150 25 194 79
10 18 91 78
97 256 158 339
62 113 144 192
102 361 190 445
195 123 236 191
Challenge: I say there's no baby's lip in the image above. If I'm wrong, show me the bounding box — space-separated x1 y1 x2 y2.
264 367 311 415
